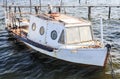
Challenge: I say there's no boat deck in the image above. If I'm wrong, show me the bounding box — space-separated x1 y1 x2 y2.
11 26 28 38
37 13 91 26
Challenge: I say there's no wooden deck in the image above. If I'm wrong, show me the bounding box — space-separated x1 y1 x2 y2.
11 27 28 38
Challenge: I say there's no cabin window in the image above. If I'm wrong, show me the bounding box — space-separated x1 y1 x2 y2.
40 26 44 35
51 30 57 40
32 23 36 31
79 26 92 42
66 27 80 44
58 30 65 44
66 26 92 44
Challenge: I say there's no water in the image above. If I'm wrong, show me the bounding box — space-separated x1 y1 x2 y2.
0 0 120 79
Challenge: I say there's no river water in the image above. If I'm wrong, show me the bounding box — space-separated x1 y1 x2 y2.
0 0 120 79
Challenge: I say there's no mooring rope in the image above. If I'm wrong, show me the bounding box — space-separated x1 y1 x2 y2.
108 52 116 79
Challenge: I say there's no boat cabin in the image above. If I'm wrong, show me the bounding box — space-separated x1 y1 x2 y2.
26 13 93 48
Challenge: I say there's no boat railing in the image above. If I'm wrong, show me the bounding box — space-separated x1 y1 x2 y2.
62 40 104 49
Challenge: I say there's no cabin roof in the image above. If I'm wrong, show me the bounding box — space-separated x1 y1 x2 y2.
37 13 91 27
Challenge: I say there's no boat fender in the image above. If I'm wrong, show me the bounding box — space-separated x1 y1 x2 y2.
105 44 111 52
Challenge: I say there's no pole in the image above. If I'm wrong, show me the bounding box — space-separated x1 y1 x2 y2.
60 0 62 6
30 0 32 14
88 6 91 20
3 0 4 6
79 0 81 4
18 6 22 17
5 0 7 11
60 0 62 13
39 0 41 11
100 18 104 46
108 7 111 19
4 0 8 28
85 0 88 4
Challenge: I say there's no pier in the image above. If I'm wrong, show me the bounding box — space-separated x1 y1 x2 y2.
1 4 120 20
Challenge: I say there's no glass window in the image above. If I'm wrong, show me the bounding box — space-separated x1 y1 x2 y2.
40 26 44 35
66 27 80 44
79 26 92 42
58 30 65 44
32 23 36 31
51 30 57 40
65 26 92 44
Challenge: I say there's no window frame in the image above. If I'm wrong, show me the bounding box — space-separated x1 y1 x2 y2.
58 30 65 44
65 26 93 44
32 23 36 31
51 30 57 40
39 26 45 35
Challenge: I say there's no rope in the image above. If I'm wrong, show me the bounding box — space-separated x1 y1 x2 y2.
108 50 116 79
105 44 116 79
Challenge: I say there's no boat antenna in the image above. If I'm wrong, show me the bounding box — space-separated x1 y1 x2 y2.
100 17 104 46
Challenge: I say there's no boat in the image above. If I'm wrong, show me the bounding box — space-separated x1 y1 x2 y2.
3 0 111 67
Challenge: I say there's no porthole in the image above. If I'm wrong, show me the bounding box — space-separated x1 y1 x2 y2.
51 30 57 40
40 26 44 35
32 23 36 31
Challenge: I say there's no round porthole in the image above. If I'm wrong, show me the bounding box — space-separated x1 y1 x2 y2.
32 23 36 31
51 30 57 40
40 26 44 35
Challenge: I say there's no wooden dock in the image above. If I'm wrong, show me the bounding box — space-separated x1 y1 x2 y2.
1 4 120 20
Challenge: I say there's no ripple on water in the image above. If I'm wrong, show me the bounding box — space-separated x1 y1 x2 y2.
0 23 119 79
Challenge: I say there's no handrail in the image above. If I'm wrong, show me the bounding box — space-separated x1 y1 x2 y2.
1 5 120 8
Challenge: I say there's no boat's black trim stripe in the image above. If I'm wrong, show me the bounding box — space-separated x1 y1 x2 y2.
14 34 55 52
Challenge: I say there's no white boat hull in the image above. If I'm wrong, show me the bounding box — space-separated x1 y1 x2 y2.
24 41 108 67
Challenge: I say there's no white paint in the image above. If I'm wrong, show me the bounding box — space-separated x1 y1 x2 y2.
28 15 47 44
23 41 107 66
28 15 64 48
5 12 108 67
15 21 29 27
22 14 108 66
46 21 64 47
100 18 104 46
